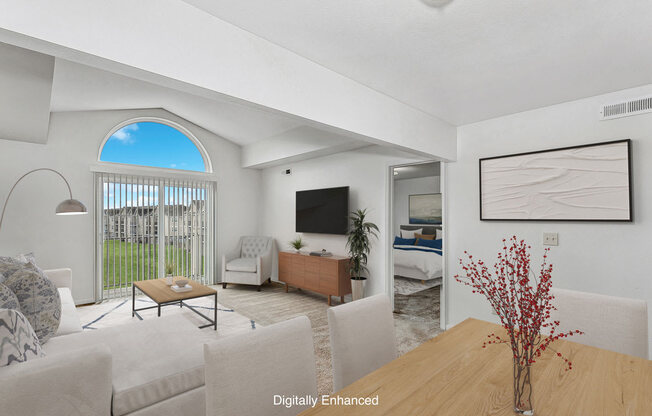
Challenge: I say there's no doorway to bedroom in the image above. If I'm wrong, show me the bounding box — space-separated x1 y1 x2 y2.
389 161 444 337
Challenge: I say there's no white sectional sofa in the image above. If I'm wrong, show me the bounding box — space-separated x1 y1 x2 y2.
0 269 214 416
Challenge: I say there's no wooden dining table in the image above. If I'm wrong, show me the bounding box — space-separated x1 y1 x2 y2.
299 318 652 415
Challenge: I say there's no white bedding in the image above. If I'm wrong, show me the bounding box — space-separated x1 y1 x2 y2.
393 246 442 280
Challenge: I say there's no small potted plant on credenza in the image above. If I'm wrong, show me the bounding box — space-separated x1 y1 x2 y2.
289 236 306 253
346 209 378 301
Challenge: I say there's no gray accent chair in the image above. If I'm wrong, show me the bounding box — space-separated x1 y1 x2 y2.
221 236 274 291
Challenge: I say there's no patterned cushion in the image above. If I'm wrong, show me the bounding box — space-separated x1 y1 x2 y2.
0 308 44 367
0 283 20 310
241 237 271 258
0 255 40 281
4 268 61 343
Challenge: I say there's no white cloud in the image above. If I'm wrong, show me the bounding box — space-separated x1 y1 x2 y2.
111 123 139 144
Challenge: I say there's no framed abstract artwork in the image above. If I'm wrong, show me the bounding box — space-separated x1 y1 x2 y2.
479 139 632 221
409 193 442 224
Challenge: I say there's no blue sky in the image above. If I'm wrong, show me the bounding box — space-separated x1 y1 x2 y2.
100 122 206 172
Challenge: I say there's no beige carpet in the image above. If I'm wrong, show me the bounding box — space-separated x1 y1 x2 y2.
216 282 442 395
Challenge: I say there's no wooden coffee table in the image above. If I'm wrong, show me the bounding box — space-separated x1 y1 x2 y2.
132 277 217 330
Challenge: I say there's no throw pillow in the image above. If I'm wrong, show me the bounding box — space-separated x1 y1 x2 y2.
0 308 44 367
4 268 61 343
400 228 422 239
0 255 40 281
0 283 20 310
414 233 435 241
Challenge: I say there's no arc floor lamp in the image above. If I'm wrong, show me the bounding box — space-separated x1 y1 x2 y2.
0 168 87 232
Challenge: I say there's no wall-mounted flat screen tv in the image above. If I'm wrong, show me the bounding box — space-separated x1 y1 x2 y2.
296 186 349 235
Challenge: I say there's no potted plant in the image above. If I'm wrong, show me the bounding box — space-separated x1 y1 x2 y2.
165 262 175 286
346 209 378 301
289 236 306 253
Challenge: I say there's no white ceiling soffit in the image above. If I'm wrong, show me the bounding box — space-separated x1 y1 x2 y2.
184 0 652 125
0 0 456 160
394 162 440 180
0 42 53 143
51 59 302 146
241 125 370 168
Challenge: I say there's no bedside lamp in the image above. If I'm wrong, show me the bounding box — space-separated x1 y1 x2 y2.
0 168 88 232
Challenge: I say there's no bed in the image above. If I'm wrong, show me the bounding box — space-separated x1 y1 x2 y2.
393 225 443 292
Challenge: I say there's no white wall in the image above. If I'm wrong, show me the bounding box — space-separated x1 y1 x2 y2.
447 84 652 356
260 146 424 297
0 108 260 304
393 176 440 235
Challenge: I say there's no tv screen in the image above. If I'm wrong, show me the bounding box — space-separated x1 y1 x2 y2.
296 186 349 235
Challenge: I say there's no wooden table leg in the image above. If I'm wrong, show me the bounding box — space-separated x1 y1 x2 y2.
328 295 332 306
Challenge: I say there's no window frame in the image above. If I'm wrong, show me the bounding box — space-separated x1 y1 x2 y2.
97 117 214 174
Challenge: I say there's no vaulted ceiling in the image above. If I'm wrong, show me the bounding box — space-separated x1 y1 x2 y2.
2 0 652 164
185 0 652 125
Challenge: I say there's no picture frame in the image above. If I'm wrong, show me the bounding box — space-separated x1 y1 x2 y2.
409 193 442 225
479 139 632 221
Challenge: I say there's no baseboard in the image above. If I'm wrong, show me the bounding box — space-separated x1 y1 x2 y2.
74 297 96 306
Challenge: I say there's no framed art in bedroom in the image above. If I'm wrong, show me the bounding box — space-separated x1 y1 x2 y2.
409 193 442 225
479 139 632 222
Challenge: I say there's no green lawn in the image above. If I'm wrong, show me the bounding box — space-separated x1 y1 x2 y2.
103 240 201 289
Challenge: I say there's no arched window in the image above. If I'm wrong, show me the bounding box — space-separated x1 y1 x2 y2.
99 119 210 172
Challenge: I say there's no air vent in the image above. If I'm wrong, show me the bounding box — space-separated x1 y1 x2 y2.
601 96 652 120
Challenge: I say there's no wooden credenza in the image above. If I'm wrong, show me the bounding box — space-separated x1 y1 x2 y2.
278 251 351 305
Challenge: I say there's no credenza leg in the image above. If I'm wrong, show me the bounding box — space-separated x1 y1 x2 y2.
328 295 332 306
340 296 344 304
285 284 289 293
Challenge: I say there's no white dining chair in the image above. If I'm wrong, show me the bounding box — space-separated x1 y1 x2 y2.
549 287 648 359
327 294 398 392
204 316 318 416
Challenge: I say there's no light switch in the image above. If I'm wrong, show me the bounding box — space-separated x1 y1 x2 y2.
543 232 558 246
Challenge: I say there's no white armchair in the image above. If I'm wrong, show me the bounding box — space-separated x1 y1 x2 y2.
221 236 274 291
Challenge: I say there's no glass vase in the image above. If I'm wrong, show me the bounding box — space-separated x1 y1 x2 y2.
513 362 533 415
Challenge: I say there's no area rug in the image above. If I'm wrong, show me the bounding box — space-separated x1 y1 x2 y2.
394 276 441 295
216 282 443 395
76 294 259 339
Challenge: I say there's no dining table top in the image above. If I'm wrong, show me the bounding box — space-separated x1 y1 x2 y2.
299 318 652 415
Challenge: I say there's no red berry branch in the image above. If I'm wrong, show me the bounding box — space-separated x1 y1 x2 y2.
455 236 582 371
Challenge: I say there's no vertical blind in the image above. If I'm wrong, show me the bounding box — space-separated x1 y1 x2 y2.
95 172 216 299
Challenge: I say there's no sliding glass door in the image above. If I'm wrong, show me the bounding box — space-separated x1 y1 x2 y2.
95 172 216 299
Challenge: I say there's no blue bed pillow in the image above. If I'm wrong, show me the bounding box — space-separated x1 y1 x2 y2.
417 238 442 250
394 236 416 246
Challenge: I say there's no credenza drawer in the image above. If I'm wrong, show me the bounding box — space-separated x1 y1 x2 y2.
304 270 320 291
319 278 337 294
305 257 321 273
319 261 338 277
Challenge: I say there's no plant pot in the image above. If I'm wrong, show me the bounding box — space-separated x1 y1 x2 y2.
351 277 366 301
165 275 174 286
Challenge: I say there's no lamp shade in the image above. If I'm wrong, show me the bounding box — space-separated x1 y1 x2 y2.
55 199 88 215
